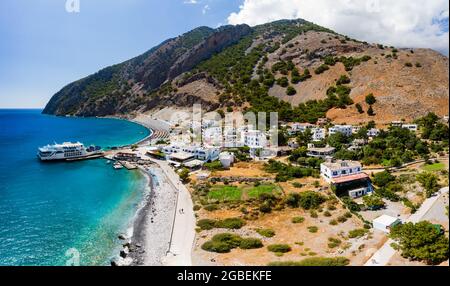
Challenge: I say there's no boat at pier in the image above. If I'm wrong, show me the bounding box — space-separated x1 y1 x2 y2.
37 142 103 161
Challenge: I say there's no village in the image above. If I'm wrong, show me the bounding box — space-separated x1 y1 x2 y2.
106 111 449 266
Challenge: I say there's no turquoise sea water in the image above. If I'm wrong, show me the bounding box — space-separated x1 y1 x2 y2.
0 109 150 266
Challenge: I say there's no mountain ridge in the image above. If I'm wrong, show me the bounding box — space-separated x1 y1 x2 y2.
43 19 449 124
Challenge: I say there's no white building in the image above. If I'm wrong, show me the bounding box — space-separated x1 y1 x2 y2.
391 121 403 127
320 160 372 198
288 123 315 135
373 215 402 233
241 130 267 149
320 160 363 183
307 146 335 158
352 126 362 134
219 152 235 169
162 144 220 162
402 124 418 132
311 128 326 141
328 125 353 137
367 128 380 137
202 126 223 147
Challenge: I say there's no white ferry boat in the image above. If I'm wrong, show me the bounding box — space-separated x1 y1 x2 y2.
37 142 102 161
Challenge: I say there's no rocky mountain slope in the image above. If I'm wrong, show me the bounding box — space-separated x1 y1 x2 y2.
43 19 449 124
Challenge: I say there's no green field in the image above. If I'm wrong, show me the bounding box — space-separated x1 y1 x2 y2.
208 186 243 202
422 162 446 172
246 184 280 199
207 184 281 202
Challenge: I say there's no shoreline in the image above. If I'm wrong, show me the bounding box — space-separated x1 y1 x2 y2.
110 115 179 266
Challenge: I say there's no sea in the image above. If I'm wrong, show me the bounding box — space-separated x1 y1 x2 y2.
0 109 151 266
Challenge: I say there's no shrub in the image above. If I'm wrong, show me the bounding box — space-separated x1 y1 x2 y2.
201 240 233 253
367 105 375 116
256 228 276 238
269 257 349 266
328 237 342 248
299 191 326 210
405 62 413 67
363 195 386 210
324 211 332 217
216 218 246 229
276 77 289 87
203 204 219 211
315 64 330 74
336 75 351 85
292 216 305 224
286 86 297 96
307 226 318 233
310 210 318 218
239 238 263 249
415 62 422 68
197 217 246 230
365 93 376 105
268 244 292 253
337 216 347 223
193 205 201 211
416 172 440 198
197 219 217 230
355 103 364 114
373 171 396 187
329 220 338 225
348 228 369 238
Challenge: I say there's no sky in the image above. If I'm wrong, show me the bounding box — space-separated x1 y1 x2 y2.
0 0 448 108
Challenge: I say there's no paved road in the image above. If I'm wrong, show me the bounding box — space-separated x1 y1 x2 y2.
149 158 196 266
365 186 449 266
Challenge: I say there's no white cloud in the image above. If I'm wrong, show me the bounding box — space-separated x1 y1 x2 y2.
227 0 449 54
183 0 199 4
202 4 210 15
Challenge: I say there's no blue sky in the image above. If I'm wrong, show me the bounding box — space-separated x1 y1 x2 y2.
0 0 241 108
0 0 448 108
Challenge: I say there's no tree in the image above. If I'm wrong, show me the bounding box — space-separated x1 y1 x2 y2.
372 171 396 187
416 172 440 198
179 168 190 183
390 221 449 265
363 195 385 210
276 77 289 87
355 103 364 114
336 75 351 85
367 105 375 116
286 86 297 96
365 93 376 105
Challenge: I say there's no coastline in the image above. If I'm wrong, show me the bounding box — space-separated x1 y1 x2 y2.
105 114 195 266
109 115 180 266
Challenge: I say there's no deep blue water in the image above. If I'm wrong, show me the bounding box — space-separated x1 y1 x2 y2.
0 109 150 266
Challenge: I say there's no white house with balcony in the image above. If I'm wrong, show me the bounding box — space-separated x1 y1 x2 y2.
241 130 267 149
288 123 315 135
402 124 418 132
311 128 326 141
321 160 373 198
328 125 353 137
367 128 380 137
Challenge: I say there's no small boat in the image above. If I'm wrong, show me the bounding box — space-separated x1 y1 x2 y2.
106 160 111 164
113 162 124 170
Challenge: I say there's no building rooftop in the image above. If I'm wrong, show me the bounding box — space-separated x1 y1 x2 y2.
183 159 204 168
331 172 369 184
169 152 195 161
373 214 401 226
322 160 361 170
308 146 336 153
